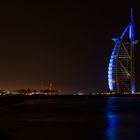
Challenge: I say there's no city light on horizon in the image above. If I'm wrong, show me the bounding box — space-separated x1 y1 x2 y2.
0 1 139 93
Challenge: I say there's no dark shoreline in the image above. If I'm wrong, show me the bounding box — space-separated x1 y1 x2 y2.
0 94 140 106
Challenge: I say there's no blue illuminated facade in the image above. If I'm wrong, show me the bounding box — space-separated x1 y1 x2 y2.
108 9 136 93
108 41 120 91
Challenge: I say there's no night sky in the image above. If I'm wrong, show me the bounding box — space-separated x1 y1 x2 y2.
0 0 139 93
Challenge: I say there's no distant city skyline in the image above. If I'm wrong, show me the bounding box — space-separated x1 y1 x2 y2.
0 1 139 93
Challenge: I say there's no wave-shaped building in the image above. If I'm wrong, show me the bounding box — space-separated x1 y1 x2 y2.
108 9 138 93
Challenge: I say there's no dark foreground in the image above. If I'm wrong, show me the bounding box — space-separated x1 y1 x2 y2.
0 95 140 140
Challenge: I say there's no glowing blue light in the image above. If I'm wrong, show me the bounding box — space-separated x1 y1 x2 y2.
109 62 113 65
108 72 112 75
129 23 134 41
120 24 130 39
108 74 112 77
105 97 119 140
109 64 113 67
131 84 135 94
108 45 118 91
129 9 134 41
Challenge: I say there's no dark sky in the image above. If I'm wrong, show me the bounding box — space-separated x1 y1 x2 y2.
0 0 139 93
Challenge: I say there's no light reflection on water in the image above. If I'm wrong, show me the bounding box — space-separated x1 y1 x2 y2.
104 97 140 140
105 97 119 140
1 97 140 140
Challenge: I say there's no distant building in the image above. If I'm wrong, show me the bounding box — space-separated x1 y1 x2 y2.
108 9 138 93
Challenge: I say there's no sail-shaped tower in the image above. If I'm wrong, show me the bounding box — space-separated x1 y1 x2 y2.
108 9 137 93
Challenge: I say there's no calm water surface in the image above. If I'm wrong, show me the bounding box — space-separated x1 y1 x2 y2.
0 96 140 140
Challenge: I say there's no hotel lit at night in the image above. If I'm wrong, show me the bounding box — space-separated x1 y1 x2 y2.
108 9 138 93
